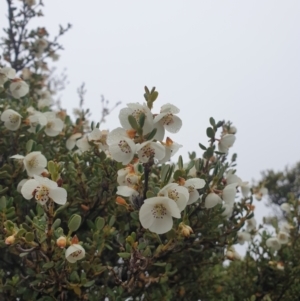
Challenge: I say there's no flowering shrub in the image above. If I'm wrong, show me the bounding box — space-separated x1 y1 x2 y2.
0 1 299 301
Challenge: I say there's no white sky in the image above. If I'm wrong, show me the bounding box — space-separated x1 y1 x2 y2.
1 1 300 227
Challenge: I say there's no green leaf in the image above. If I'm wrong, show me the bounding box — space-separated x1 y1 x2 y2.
68 214 82 232
145 128 157 141
0 187 8 195
177 155 183 170
48 161 56 175
139 113 146 128
117 252 131 259
51 219 61 229
26 139 35 153
42 262 54 269
146 191 155 198
0 196 6 210
206 127 215 139
128 115 139 130
209 117 216 127
204 147 214 159
160 164 170 182
0 171 10 179
54 202 69 215
173 169 185 181
25 232 34 242
199 143 207 150
95 217 105 230
108 215 116 227
83 280 95 288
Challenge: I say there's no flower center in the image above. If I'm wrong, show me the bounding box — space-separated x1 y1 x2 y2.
71 250 83 258
141 145 155 159
162 113 174 126
34 185 50 203
28 157 38 168
168 189 179 201
9 114 19 124
126 173 138 186
151 204 167 219
118 140 132 153
187 185 195 193
46 121 54 129
132 109 144 122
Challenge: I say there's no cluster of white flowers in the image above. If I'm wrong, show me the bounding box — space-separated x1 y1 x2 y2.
204 168 250 220
68 128 109 153
218 125 236 153
0 68 64 134
10 151 67 206
0 67 29 98
266 222 291 251
107 103 182 165
111 101 249 235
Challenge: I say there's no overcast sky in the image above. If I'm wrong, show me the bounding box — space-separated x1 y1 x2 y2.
1 1 299 205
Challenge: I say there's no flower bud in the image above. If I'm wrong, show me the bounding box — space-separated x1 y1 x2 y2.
116 196 128 207
5 235 15 245
179 222 193 237
229 126 237 134
56 236 67 248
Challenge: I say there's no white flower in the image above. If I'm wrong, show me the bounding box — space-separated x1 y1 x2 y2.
277 231 289 244
37 90 53 109
158 183 189 211
0 67 16 85
43 112 64 137
76 136 91 152
226 246 241 260
22 68 31 80
117 164 139 187
10 79 29 99
136 141 165 163
237 231 251 245
184 178 205 205
24 151 47 176
205 192 222 209
159 137 182 164
246 217 257 232
266 237 281 251
11 151 47 177
21 175 67 205
226 170 250 198
255 187 268 201
222 204 234 218
88 128 109 151
139 196 181 234
107 128 136 165
27 110 47 133
17 179 28 193
65 244 85 263
1 109 22 131
222 183 238 206
229 126 237 134
153 103 182 141
280 222 292 233
117 186 139 198
66 133 82 150
218 134 236 153
35 38 48 58
226 170 241 185
119 103 154 134
280 203 291 214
